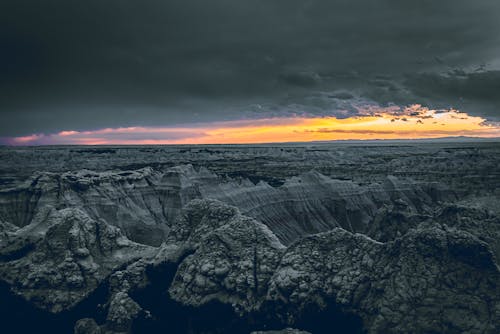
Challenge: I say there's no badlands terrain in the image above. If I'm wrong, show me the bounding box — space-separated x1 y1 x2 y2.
0 140 499 333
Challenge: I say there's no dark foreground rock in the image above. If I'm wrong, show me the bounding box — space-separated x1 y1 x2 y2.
0 167 498 333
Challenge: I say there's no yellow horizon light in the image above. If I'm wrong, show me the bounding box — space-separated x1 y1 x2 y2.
5 106 500 145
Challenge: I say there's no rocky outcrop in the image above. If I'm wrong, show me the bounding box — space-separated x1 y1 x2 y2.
2 143 498 196
433 204 500 260
0 165 453 249
0 168 176 246
103 200 500 334
201 172 443 244
74 318 102 334
0 208 154 312
267 226 500 333
0 158 497 333
0 196 498 333
104 292 142 333
169 200 286 313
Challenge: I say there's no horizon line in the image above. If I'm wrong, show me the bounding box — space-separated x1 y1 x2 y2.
2 135 499 148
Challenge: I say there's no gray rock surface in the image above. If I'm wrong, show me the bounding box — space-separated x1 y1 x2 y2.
74 318 102 334
104 200 500 334
0 164 453 248
0 207 154 312
267 227 500 333
0 143 498 333
169 200 286 313
105 292 142 333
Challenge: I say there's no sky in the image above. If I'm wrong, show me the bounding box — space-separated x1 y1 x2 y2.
1 0 500 144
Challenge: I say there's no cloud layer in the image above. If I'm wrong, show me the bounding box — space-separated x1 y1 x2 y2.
3 106 498 145
1 0 500 137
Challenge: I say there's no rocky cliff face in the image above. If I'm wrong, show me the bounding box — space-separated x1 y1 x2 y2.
0 207 154 313
0 160 498 333
0 164 453 247
267 227 499 333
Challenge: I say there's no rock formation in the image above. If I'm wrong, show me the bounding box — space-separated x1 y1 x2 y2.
0 165 453 247
0 143 499 333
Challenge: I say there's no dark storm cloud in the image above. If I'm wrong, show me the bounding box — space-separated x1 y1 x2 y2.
279 70 322 87
403 70 500 119
1 0 500 136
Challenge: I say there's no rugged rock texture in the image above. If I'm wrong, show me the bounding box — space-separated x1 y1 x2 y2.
0 165 453 248
92 201 500 334
0 208 154 312
105 292 142 333
0 143 498 334
0 194 498 333
0 168 174 246
2 142 499 195
434 204 500 260
169 200 286 313
267 227 500 333
74 318 102 334
205 172 449 244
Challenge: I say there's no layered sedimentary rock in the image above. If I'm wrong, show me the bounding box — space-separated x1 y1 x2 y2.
208 172 451 244
0 157 498 333
2 143 499 195
0 165 453 248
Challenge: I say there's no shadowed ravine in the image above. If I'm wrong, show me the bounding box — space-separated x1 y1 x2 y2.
0 279 109 334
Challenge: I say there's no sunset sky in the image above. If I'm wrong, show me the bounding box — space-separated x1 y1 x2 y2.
4 106 499 145
1 1 500 145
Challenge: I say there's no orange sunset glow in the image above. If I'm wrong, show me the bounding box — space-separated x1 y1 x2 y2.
3 106 499 145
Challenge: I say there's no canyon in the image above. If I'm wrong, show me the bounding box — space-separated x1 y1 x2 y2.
0 141 499 333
